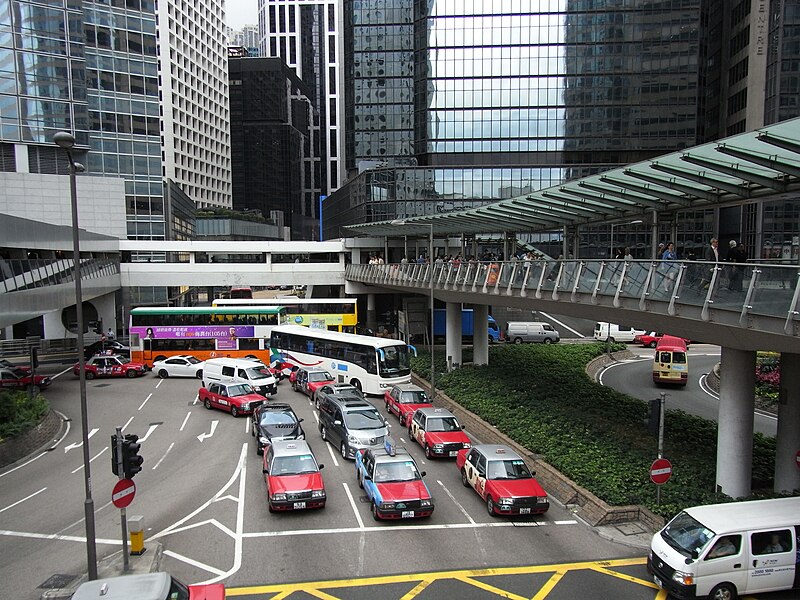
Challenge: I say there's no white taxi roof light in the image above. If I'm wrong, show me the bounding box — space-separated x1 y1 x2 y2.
496 448 506 454
286 443 296 449
384 436 396 456
434 408 444 413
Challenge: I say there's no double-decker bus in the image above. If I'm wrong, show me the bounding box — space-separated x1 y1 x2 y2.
269 325 411 395
213 298 358 332
129 306 286 366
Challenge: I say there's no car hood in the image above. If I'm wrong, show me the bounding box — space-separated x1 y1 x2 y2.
231 393 267 403
308 380 335 391
269 472 324 493
258 423 302 440
486 478 546 498
377 480 431 502
188 583 226 600
424 431 470 445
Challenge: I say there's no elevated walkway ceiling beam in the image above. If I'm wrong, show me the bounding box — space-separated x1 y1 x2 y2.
755 131 800 156
472 209 561 230
651 163 751 198
534 194 610 219
539 192 621 219
619 171 716 203
680 154 787 191
717 143 800 179
474 206 563 227
578 181 667 210
551 186 638 213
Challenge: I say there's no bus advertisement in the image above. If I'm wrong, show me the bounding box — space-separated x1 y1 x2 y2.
213 298 358 332
269 325 411 395
129 306 286 366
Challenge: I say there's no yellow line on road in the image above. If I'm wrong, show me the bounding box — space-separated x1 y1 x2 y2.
530 570 566 600
454 575 529 600
399 579 433 599
589 565 659 589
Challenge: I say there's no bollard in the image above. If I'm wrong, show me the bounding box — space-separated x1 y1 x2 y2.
128 515 146 556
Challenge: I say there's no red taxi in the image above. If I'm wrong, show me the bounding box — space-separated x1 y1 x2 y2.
457 444 549 516
262 440 326 512
200 381 264 417
0 367 51 390
384 383 432 426
292 367 336 398
633 332 691 348
73 354 147 379
408 407 471 459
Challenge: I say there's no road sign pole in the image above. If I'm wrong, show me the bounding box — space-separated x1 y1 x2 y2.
116 427 129 571
657 393 666 506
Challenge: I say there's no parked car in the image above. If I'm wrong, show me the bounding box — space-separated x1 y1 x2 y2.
262 440 326 512
384 383 432 426
408 407 471 459
83 339 130 360
355 442 433 520
317 394 389 460
70 572 224 600
199 381 264 417
0 367 51 390
251 402 305 455
74 355 147 379
292 367 335 398
152 355 205 378
456 444 549 516
312 382 364 409
0 359 30 374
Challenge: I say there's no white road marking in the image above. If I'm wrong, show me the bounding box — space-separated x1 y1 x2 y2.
596 357 649 386
64 427 99 453
121 416 134 432
0 530 119 545
51 366 72 379
156 379 163 388
71 446 108 474
342 482 364 529
538 311 585 337
324 440 339 467
193 394 199 406
554 520 578 525
197 420 218 442
138 393 153 411
179 412 191 432
437 480 475 525
244 417 249 434
56 500 115 536
312 411 319 424
0 487 47 515
0 411 70 479
152 442 174 470
163 550 225 576
139 423 158 443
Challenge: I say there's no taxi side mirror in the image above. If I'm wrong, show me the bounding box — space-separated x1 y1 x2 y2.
299 418 304 423
363 473 371 480
318 464 324 470
262 468 269 474
420 471 427 478
461 425 465 429
531 470 536 476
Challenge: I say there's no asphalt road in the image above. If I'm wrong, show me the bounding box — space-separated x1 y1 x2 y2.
597 344 778 437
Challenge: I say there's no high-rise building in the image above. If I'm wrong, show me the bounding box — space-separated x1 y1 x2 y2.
227 25 260 53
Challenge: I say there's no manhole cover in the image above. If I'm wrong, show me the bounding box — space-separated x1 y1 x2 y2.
39 574 78 589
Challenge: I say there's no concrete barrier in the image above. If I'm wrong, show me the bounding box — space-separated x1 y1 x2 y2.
0 408 64 469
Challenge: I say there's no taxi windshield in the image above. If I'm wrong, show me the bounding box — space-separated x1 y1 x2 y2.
308 371 333 382
271 454 317 475
344 409 384 430
374 460 420 483
426 416 460 432
486 459 532 480
228 384 255 396
661 511 715 557
258 411 296 426
400 391 430 404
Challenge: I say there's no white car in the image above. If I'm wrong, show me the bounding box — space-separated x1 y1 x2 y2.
152 355 205 379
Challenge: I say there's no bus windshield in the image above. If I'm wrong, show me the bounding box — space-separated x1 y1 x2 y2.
378 344 410 378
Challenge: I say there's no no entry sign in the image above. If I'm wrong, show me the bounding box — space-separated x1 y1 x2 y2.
650 458 673 485
112 478 136 508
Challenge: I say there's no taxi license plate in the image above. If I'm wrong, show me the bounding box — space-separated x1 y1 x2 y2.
449 451 458 457
519 507 531 514
653 576 663 589
293 502 306 509
401 510 414 518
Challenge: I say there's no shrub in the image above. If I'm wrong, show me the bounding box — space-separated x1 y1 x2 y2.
0 390 49 440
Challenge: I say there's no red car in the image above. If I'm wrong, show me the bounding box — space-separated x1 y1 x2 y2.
0 367 51 390
408 407 471 459
73 354 147 379
633 332 691 348
0 359 31 375
200 381 264 417
457 444 549 516
263 440 326 512
384 383 432 426
291 367 335 398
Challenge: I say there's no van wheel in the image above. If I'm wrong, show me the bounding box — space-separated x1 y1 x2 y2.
709 583 737 600
543 338 552 344
513 337 523 344
350 379 362 392
158 369 169 378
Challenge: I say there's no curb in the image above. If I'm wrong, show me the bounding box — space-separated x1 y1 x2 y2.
0 408 67 471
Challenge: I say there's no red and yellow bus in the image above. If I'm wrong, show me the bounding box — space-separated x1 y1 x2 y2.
652 335 689 386
129 306 286 366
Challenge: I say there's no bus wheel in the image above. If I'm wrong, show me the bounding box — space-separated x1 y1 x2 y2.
350 379 362 392
158 369 169 379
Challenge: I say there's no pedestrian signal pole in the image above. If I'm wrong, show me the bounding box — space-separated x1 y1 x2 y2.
113 427 129 572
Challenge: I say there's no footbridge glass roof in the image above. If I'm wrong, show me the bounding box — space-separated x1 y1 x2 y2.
345 117 800 237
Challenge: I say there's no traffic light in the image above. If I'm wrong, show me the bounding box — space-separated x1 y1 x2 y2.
121 434 143 478
647 398 661 436
111 434 120 476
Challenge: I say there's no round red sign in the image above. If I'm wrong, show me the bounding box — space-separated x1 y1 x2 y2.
650 458 673 485
111 478 136 508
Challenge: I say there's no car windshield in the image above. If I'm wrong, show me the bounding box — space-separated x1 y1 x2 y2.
259 411 296 427
167 577 190 600
244 367 272 381
344 409 384 430
309 371 333 382
661 511 715 557
271 454 318 475
185 356 201 364
400 391 430 404
486 459 532 480
228 384 255 396
373 460 421 483
426 416 460 432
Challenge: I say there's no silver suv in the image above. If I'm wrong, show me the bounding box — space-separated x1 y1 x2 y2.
317 395 389 460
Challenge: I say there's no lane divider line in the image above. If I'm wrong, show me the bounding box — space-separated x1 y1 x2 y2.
121 416 134 432
324 439 339 468
0 487 47 515
179 412 191 432
138 393 152 411
342 482 365 529
71 446 108 474
436 480 475 525
163 549 225 576
152 442 174 470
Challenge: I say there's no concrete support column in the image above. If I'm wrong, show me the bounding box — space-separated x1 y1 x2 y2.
716 347 756 498
775 353 800 493
472 304 489 366
366 293 377 331
445 302 462 370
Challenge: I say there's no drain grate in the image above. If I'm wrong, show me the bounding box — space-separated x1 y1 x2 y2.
39 574 78 589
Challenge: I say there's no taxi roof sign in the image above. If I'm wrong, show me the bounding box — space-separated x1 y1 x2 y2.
286 443 296 449
496 448 506 454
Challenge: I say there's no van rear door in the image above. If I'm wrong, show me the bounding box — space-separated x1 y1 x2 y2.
746 528 797 593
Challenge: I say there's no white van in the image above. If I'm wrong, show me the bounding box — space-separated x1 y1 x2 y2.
202 358 277 396
506 322 560 344
648 497 800 599
593 322 645 343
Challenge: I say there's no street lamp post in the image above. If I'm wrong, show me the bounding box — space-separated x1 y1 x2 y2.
609 219 643 257
53 131 97 580
391 220 436 398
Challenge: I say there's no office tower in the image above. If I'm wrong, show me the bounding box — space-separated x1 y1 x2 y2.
227 24 260 54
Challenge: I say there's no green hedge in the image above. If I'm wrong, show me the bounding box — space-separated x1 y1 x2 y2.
412 344 778 518
0 390 49 440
